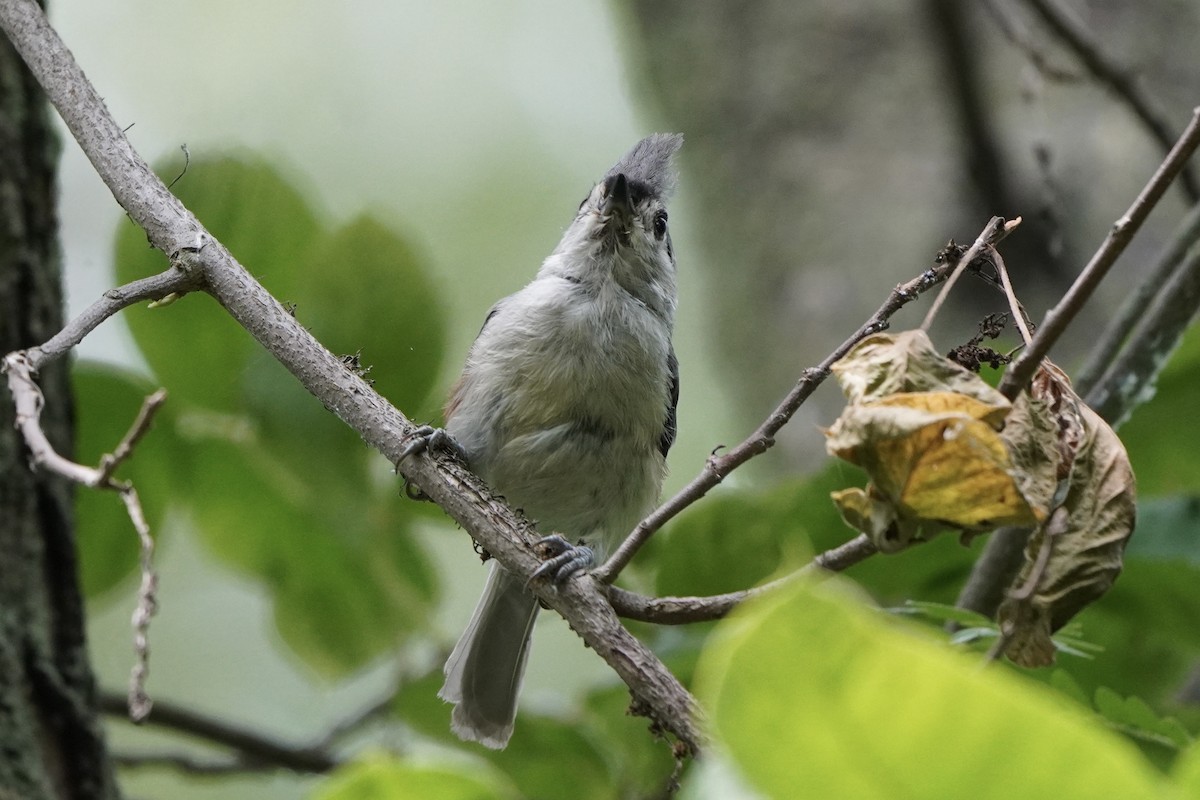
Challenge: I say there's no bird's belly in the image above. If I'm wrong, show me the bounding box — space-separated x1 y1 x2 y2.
486 424 664 554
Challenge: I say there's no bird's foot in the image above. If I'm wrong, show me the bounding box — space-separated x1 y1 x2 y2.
398 426 467 501
399 425 467 463
529 534 595 585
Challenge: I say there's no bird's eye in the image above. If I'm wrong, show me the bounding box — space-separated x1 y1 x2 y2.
652 210 668 240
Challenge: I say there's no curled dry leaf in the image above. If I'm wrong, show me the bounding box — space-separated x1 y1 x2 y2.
825 331 1051 552
998 365 1137 668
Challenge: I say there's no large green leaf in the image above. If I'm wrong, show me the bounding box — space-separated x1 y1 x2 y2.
695 578 1164 799
113 156 322 411
295 215 445 420
312 754 517 800
72 361 179 598
187 436 436 675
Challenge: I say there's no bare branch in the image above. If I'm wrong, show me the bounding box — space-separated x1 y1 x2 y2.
98 691 340 774
27 269 198 371
5 347 168 719
989 245 1035 345
957 108 1200 619
998 106 1200 401
1021 0 1200 202
1086 240 1200 424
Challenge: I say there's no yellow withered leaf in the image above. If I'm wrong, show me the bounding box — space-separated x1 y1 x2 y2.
831 329 1011 407
826 331 1050 552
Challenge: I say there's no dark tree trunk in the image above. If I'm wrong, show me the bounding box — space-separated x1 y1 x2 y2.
0 5 119 798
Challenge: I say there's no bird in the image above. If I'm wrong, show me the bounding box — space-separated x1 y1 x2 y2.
404 133 683 749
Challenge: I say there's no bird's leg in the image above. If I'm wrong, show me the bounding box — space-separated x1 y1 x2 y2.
529 534 595 585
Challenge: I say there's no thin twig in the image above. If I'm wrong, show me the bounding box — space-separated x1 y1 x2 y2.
998 106 1200 401
594 226 1000 583
1021 0 1200 202
608 534 878 625
99 389 166 484
125 483 158 723
989 245 1035 344
959 108 1200 621
4 350 168 719
27 269 198 371
921 217 1018 331
98 690 340 773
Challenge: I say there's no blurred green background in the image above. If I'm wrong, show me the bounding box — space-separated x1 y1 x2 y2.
48 0 1200 797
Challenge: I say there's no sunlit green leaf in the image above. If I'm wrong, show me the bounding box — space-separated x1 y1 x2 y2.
295 215 445 420
696 578 1164 799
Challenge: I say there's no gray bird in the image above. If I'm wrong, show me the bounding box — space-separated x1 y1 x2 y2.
407 133 683 749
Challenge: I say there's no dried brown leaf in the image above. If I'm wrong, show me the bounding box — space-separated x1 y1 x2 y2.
998 365 1137 667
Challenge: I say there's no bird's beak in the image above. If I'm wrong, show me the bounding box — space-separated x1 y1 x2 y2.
600 173 633 231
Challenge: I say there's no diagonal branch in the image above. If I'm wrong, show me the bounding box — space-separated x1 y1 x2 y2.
998 106 1200 401
1075 198 1200 399
0 0 703 752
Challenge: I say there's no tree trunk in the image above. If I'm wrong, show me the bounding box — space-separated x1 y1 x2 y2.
0 5 119 797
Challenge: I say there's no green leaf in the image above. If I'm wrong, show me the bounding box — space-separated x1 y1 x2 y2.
72 362 178 598
1128 495 1200 563
581 683 679 794
1093 687 1193 750
188 436 435 675
295 215 445 419
392 667 454 743
113 156 322 411
1055 557 1200 708
696 578 1164 799
484 715 612 800
1119 324 1200 495
312 754 517 800
889 599 994 627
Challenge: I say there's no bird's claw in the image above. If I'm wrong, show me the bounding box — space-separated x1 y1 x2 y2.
528 534 594 586
399 425 467 463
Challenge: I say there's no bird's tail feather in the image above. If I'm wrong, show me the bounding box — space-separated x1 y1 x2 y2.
439 563 540 749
